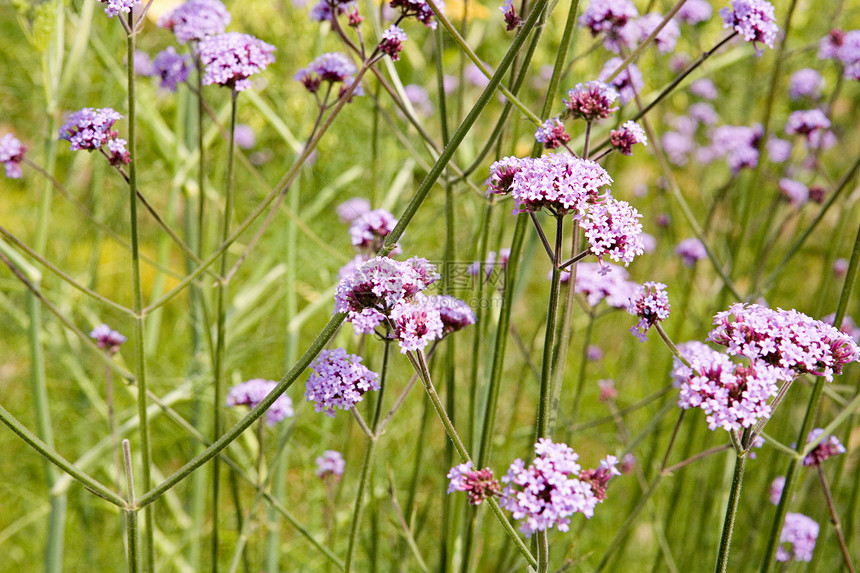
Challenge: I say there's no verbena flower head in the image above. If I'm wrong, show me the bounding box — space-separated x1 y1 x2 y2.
153 47 192 92
226 379 294 425
677 0 712 25
574 262 639 307
670 341 719 386
708 303 860 382
785 109 830 138
767 137 792 163
59 108 123 152
337 197 372 223
534 118 571 149
690 78 718 99
198 33 275 92
636 13 681 53
689 102 719 125
90 324 127 354
487 154 613 215
334 256 439 334
500 439 605 536
98 0 140 18
802 428 846 466
158 0 231 43
789 68 824 100
233 124 256 149
676 238 707 266
777 513 819 562
105 138 131 166
295 52 356 94
835 30 860 80
389 0 444 29
709 124 763 173
309 0 355 22
627 281 670 341
389 294 444 353
778 178 809 208
720 0 778 53
579 456 620 500
610 120 647 155
315 450 346 478
0 133 26 179
598 58 644 105
818 29 844 61
769 476 785 504
349 209 399 253
379 25 408 61
676 348 780 431
430 295 477 334
564 81 619 121
447 462 501 505
579 0 639 53
305 348 380 416
582 198 645 271
500 0 522 30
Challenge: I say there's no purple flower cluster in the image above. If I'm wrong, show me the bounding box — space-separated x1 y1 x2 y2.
90 324 127 354
98 0 140 18
305 348 380 416
158 0 230 43
153 47 192 92
767 137 792 163
500 0 522 30
677 0 712 25
627 281 670 342
579 456 620 500
389 294 444 353
226 379 294 425
609 120 647 156
785 109 830 139
315 450 346 478
708 123 763 173
198 33 275 92
59 108 130 166
789 68 825 100
636 13 681 53
776 513 819 562
802 428 846 467
676 237 707 266
336 197 372 223
379 25 408 61
574 262 639 307
499 439 612 536
563 81 619 121
769 476 785 504
349 209 399 254
708 303 860 382
778 178 809 208
690 78 718 100
579 0 639 53
389 0 444 29
295 52 359 95
581 198 646 271
720 0 779 53
598 58 644 105
0 133 26 179
534 117 571 149
819 29 860 80
431 295 477 334
447 462 501 505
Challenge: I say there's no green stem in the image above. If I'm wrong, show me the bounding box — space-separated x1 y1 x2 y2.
123 440 139 573
714 452 747 573
536 215 563 444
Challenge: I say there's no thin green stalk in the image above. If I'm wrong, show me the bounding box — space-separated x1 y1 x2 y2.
468 202 493 452
816 465 856 573
536 215 563 445
126 15 154 570
549 222 579 434
569 309 594 424
123 440 139 573
714 452 747 573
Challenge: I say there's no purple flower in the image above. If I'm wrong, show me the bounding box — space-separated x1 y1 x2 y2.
315 450 346 478
574 262 639 307
708 303 860 382
349 208 399 254
587 345 604 361
778 178 809 208
662 131 695 166
0 133 26 179
720 0 779 53
670 341 719 386
500 0 522 30
500 439 607 536
233 124 256 149
789 68 825 100
579 0 640 53
337 197 372 223
305 348 380 416
777 513 819 562
598 58 644 105
802 428 846 466
389 0 444 29
134 51 155 77
198 33 275 92
563 81 619 121
833 258 849 277
610 120 647 156
676 238 707 267
153 47 192 92
226 379 294 425
534 118 571 149
709 124 763 173
379 25 408 61
785 109 830 139
106 138 131 167
689 102 719 125
90 324 127 354
769 476 785 504
447 462 501 505
836 30 860 80
636 13 681 53
158 0 230 43
766 137 792 163
676 349 780 431
582 198 646 271
627 281 670 342
677 0 712 25
690 78 718 99
59 108 123 152
429 295 477 334
98 0 140 18
818 29 844 61
295 52 357 94
579 456 620 499
389 294 444 353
